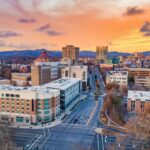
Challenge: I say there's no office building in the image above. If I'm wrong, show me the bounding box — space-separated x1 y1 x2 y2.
11 73 31 86
31 61 65 86
44 78 81 111
31 64 51 86
135 76 150 90
127 68 150 78
61 65 88 91
0 85 60 125
128 90 150 114
62 45 79 64
96 46 108 64
106 71 128 89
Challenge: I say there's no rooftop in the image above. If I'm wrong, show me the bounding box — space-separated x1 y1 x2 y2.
108 71 128 76
44 77 80 90
128 90 150 101
0 78 80 93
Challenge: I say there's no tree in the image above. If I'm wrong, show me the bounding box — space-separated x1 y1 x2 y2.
117 114 150 150
0 121 20 150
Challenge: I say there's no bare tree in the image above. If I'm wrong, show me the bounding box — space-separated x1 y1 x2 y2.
0 121 21 150
117 114 150 150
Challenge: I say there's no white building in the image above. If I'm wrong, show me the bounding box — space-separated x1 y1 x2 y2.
0 85 60 125
44 78 81 111
106 71 128 88
61 65 88 91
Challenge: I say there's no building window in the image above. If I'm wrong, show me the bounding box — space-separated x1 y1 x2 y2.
5 94 9 97
141 101 145 111
65 71 68 77
131 101 135 111
73 73 76 78
16 117 24 123
82 71 86 80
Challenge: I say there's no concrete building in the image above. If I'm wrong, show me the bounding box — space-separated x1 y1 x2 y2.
11 73 31 86
61 65 88 91
31 64 51 86
0 85 60 125
44 78 81 111
0 79 11 85
135 76 150 90
106 71 128 88
31 62 65 86
127 68 150 78
62 45 79 64
128 90 150 114
144 56 150 68
96 46 108 64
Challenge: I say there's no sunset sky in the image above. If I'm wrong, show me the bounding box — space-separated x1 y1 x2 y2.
0 0 150 52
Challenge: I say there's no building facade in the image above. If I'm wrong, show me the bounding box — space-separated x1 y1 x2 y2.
62 45 79 64
11 73 31 86
106 71 128 88
127 68 150 78
135 76 150 90
96 46 108 64
128 90 150 114
44 78 81 111
0 85 60 125
61 65 88 91
31 64 51 86
31 62 65 86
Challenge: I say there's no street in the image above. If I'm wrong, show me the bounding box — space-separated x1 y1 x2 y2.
11 66 105 150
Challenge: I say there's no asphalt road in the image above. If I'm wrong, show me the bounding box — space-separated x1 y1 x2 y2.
10 67 105 150
11 93 104 150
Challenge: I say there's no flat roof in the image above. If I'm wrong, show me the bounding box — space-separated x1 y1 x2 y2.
44 77 80 90
128 90 150 101
0 78 80 94
108 71 128 76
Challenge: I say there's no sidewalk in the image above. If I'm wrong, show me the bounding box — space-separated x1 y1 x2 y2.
11 94 86 129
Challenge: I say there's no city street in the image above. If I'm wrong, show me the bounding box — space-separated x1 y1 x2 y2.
11 67 105 150
11 93 104 150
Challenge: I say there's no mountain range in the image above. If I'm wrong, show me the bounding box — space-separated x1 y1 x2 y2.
0 49 149 59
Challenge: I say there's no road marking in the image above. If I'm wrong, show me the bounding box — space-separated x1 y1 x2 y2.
101 135 105 150
28 134 43 150
97 134 100 150
87 101 98 126
38 128 50 150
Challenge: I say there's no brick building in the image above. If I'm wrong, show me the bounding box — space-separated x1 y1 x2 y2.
0 85 60 125
127 90 150 114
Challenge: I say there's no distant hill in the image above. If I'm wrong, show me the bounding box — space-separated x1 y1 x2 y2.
1 49 150 59
107 51 131 57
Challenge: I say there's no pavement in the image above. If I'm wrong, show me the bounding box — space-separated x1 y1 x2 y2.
10 66 106 150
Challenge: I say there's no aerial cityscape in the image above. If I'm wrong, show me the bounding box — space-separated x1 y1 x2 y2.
0 0 150 150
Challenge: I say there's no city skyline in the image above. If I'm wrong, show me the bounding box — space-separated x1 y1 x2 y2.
0 0 150 52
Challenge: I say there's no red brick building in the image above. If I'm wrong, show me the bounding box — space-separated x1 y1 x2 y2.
128 90 150 114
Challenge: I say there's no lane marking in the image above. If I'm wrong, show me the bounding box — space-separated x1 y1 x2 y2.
28 134 43 150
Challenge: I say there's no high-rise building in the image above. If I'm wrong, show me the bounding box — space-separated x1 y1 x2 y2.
31 65 51 86
62 45 79 64
96 46 108 64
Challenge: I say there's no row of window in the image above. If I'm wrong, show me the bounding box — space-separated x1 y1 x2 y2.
110 77 127 80
1 93 20 98
131 101 145 111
